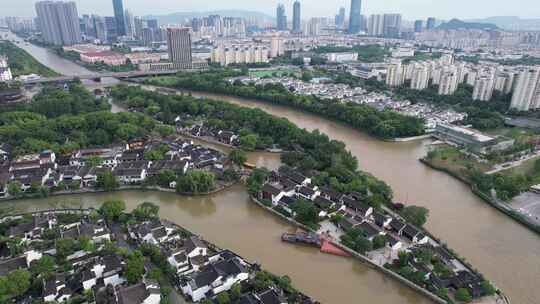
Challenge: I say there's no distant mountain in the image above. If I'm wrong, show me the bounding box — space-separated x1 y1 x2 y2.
436 18 499 30
143 10 274 24
466 16 540 31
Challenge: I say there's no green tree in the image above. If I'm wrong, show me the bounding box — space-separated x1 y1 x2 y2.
216 291 230 304
229 149 248 167
133 202 160 221
29 255 55 277
86 155 103 168
96 171 119 191
301 70 313 82
99 200 126 222
401 205 429 227
55 238 78 262
246 168 270 196
155 169 177 187
290 199 319 227
455 288 472 303
0 269 31 301
239 134 258 150
372 234 386 249
230 282 242 299
7 181 22 197
176 171 215 194
480 280 496 296
125 250 145 284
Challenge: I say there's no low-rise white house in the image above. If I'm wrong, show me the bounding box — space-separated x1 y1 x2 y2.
181 257 249 302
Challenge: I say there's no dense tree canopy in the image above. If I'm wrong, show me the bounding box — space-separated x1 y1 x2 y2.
138 70 425 139
112 85 394 201
176 171 215 194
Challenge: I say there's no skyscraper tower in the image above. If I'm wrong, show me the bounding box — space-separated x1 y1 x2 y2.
35 1 81 46
348 0 362 34
292 1 301 34
414 20 423 33
276 4 287 31
426 17 436 30
112 0 126 36
167 28 192 64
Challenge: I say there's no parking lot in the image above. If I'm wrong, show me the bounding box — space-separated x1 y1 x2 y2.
511 192 540 225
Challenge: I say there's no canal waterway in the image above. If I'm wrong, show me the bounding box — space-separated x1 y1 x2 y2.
4 33 540 303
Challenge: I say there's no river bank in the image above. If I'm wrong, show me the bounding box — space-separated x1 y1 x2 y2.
420 158 540 235
250 196 452 304
127 82 540 304
0 179 241 203
5 37 540 303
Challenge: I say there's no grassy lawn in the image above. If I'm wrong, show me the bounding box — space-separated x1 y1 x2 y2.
498 155 540 186
249 68 300 78
0 41 59 77
426 145 492 176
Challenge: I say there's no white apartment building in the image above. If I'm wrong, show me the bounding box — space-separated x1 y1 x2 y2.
386 62 405 87
410 63 430 90
510 67 540 111
211 44 269 66
493 71 515 94
472 75 495 101
438 69 459 95
0 56 12 82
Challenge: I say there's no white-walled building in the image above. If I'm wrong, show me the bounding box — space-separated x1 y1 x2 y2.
510 67 540 111
0 56 12 82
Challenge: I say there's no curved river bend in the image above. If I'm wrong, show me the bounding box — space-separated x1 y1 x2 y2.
5 33 540 303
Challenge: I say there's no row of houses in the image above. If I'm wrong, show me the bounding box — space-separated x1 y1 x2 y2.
0 211 162 304
0 137 227 196
260 167 490 302
127 219 298 303
187 124 240 146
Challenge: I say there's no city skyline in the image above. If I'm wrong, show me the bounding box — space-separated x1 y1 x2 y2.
2 0 540 20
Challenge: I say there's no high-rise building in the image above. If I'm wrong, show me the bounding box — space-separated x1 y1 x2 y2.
35 1 81 46
426 17 436 30
414 20 423 33
167 28 192 64
270 34 284 57
510 68 540 111
0 56 13 82
112 0 126 36
439 69 459 95
124 10 135 38
92 15 107 42
81 14 95 37
386 61 404 87
134 17 144 38
104 16 118 42
472 75 495 101
276 4 287 31
292 1 301 34
348 0 362 33
383 14 402 37
335 7 346 29
494 71 515 94
410 63 429 90
367 14 384 36
147 19 159 30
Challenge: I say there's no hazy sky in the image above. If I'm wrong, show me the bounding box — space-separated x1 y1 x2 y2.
2 0 540 20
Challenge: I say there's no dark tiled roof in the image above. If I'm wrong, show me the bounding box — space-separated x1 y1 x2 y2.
358 222 381 238
184 236 207 254
0 256 27 276
262 183 281 196
402 225 419 239
297 186 315 196
259 288 286 304
314 196 333 209
117 283 149 304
